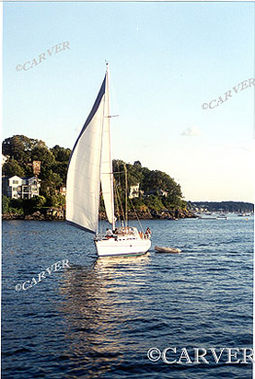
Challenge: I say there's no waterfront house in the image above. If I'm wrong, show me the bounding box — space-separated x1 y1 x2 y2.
60 186 66 196
2 154 8 166
129 184 140 199
2 176 41 199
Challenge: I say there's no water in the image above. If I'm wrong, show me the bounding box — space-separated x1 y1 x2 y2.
2 216 253 378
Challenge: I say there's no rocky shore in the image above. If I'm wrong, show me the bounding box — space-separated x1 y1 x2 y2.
2 207 196 221
2 208 65 221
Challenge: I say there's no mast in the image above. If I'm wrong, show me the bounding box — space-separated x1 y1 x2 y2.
106 63 115 231
100 62 115 231
124 163 128 227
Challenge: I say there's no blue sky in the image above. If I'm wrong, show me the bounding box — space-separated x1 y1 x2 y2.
3 2 254 201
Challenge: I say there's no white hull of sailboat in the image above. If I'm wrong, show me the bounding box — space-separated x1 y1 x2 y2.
95 238 151 257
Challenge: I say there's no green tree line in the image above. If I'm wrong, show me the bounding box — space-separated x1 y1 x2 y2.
2 135 185 215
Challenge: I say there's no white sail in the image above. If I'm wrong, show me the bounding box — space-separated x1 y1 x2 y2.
100 68 115 228
66 76 106 233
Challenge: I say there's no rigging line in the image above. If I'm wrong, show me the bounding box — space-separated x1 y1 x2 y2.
115 180 125 223
101 171 125 174
99 188 104 234
124 163 128 227
113 178 121 225
123 163 144 233
128 196 144 233
116 160 125 226
115 184 124 223
97 74 107 235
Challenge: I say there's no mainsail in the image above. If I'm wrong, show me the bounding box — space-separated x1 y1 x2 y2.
66 67 115 233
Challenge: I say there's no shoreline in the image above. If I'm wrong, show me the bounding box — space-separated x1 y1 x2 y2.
2 208 196 221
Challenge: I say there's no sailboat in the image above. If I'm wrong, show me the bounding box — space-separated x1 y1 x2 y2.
66 64 152 257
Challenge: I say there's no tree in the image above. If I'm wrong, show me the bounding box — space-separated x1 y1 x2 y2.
50 145 71 162
31 146 55 167
113 159 142 190
40 170 63 195
8 198 24 215
2 159 25 177
144 195 164 211
2 135 45 163
34 195 47 208
126 163 143 186
51 162 69 184
21 196 46 214
134 160 142 167
44 193 65 207
141 169 182 198
2 195 10 213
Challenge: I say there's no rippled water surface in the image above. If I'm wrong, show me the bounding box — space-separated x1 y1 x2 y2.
2 217 253 378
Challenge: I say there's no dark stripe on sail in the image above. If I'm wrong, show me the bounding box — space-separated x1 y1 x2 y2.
66 220 95 234
68 74 106 164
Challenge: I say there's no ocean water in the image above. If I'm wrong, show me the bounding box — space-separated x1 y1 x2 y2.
2 216 253 378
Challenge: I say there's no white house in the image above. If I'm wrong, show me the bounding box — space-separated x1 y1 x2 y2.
158 189 168 197
3 176 41 199
60 186 66 196
21 177 41 199
129 184 140 199
2 154 8 166
4 176 23 199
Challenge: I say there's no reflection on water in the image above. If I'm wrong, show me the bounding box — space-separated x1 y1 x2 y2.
58 254 151 376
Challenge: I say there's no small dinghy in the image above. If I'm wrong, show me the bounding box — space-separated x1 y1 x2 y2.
155 246 181 254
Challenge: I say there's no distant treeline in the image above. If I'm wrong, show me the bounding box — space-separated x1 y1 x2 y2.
188 201 254 213
2 135 186 217
3 135 252 219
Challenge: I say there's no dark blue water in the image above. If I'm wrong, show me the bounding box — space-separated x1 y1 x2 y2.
2 217 253 378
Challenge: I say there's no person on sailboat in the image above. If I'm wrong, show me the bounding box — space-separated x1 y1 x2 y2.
145 227 151 238
106 228 113 237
